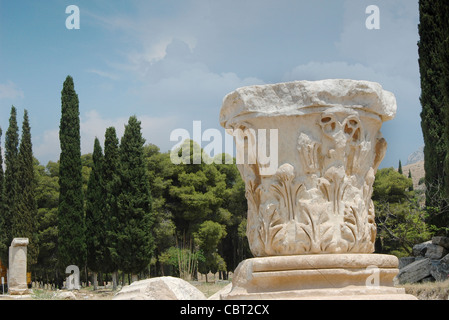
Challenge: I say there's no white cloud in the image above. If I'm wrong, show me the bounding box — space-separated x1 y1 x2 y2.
0 81 24 100
80 110 181 154
33 129 60 164
81 0 422 169
86 69 120 81
117 37 265 139
33 110 180 164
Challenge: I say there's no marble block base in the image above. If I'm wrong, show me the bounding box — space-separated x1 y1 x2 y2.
221 254 417 300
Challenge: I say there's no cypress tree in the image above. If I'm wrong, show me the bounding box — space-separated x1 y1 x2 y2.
117 116 154 276
103 127 120 288
0 128 7 262
15 110 39 269
2 106 19 265
439 1 449 198
85 138 106 289
418 0 448 227
398 160 403 175
58 76 86 271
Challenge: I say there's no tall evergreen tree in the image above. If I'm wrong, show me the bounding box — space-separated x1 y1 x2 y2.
85 138 106 289
418 0 449 228
117 116 154 275
0 128 7 262
439 1 449 198
103 127 120 288
398 160 403 175
408 170 414 192
58 76 86 271
34 160 60 287
2 106 19 264
15 110 39 269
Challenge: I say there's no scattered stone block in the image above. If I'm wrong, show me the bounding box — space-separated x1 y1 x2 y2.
396 258 431 284
57 291 77 300
424 244 448 260
411 240 447 259
432 236 449 250
420 275 435 283
398 257 415 269
112 277 206 300
412 241 432 257
430 254 449 282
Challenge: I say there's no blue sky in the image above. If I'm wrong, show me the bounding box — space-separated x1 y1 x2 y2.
0 0 422 168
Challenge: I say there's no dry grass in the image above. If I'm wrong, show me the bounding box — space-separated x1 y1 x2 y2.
400 279 449 300
190 280 230 298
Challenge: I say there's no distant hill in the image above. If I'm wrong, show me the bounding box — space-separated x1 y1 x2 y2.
406 145 424 165
393 146 425 191
401 160 425 191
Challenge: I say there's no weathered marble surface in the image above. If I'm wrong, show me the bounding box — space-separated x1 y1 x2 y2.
221 254 415 300
219 80 416 300
220 79 396 257
8 238 29 295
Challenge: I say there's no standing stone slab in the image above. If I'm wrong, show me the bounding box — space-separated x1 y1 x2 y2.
8 238 29 295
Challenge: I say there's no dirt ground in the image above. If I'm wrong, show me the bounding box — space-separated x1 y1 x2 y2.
3 278 447 300
0 275 230 300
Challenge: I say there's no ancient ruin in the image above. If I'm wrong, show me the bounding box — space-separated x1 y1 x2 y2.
8 238 29 295
219 79 417 299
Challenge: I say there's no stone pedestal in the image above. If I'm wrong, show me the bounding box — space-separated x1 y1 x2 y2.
219 80 416 299
8 238 29 295
222 254 415 300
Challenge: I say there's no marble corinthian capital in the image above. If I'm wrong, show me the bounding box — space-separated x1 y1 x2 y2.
220 79 397 257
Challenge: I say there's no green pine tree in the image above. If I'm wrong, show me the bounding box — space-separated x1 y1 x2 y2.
398 160 403 175
58 76 86 271
418 0 449 228
117 116 154 275
15 110 39 269
2 106 20 265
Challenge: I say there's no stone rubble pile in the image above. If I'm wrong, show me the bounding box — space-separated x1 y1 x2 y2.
396 236 449 284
